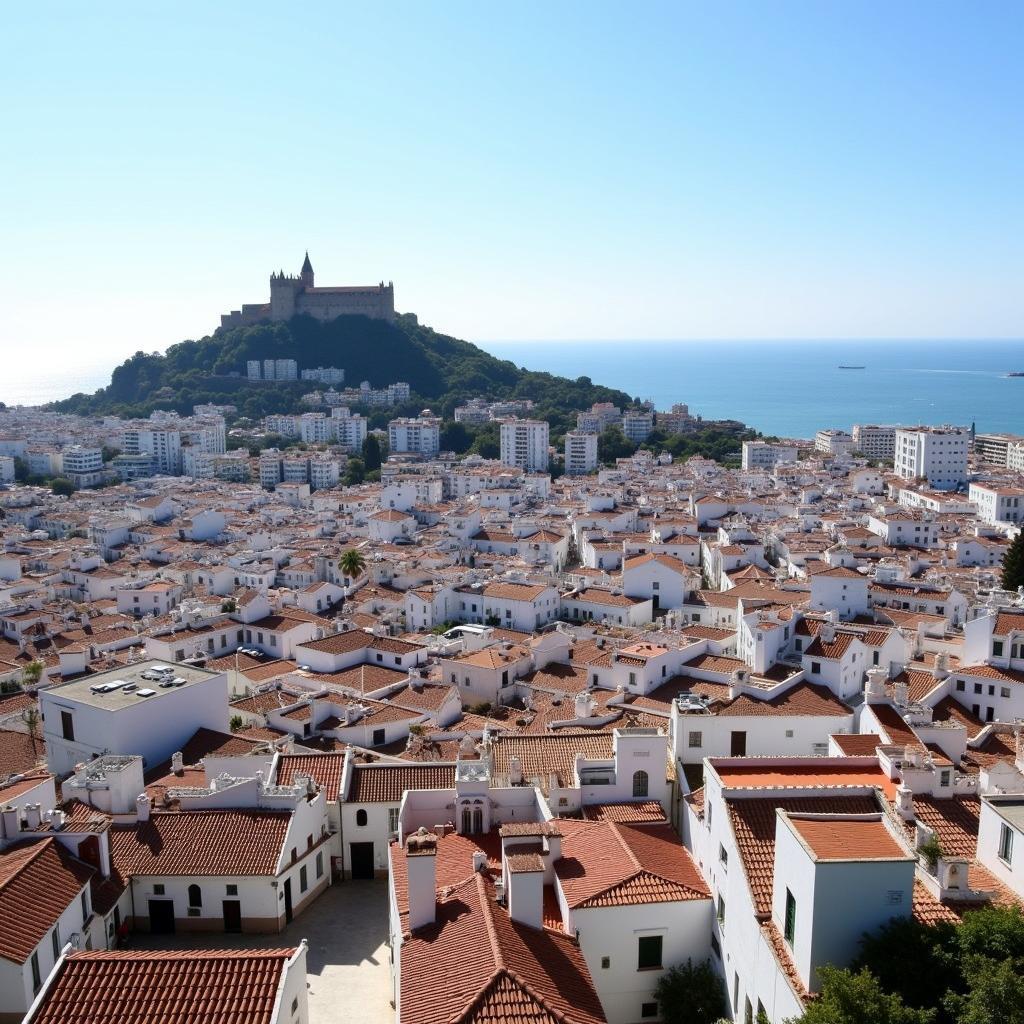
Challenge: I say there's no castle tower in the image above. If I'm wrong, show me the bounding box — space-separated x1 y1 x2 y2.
300 251 314 290
270 267 299 320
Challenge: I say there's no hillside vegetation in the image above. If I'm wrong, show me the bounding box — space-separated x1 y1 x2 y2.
51 313 634 423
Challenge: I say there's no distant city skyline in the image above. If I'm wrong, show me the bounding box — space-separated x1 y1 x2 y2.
2 0 1022 381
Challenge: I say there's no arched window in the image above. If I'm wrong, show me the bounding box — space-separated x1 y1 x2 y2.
472 807 484 833
356 809 368 827
632 770 649 798
461 806 473 834
187 884 202 908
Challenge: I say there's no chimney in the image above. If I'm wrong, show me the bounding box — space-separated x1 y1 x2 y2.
51 810 66 831
893 681 909 707
24 803 41 830
865 666 888 702
505 852 544 929
509 756 523 786
136 793 152 823
0 804 18 838
820 622 836 645
472 850 488 873
406 828 438 931
171 751 184 776
932 652 950 681
896 785 915 820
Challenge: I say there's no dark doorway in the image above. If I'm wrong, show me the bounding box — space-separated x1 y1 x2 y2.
730 731 747 756
148 900 175 934
350 842 375 880
283 878 293 923
222 900 242 933
652 596 660 611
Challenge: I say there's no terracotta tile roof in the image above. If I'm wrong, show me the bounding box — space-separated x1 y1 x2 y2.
727 794 882 917
277 752 347 801
912 879 965 926
581 801 667 823
804 632 858 660
891 665 943 703
27 948 297 1024
911 794 980 858
830 733 882 755
490 733 615 790
399 872 606 1024
718 682 852 718
961 732 1017 774
0 728 47 777
347 763 456 803
930 697 985 740
0 839 94 963
789 816 909 861
297 629 420 656
520 661 591 694
555 820 709 908
869 703 925 751
109 810 290 876
957 663 1024 684
994 612 1024 636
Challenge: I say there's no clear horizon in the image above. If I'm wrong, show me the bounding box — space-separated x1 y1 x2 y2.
2 1 1022 379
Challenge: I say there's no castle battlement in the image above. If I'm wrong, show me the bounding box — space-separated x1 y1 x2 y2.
221 252 395 330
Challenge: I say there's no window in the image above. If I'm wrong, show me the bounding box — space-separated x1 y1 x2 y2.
641 1003 658 1018
226 884 238 896
1003 687 1012 699
784 889 797 945
372 728 386 746
810 661 821 675
51 927 60 960
601 956 611 969
153 884 165 895
688 731 703 748
795 638 803 652
188 884 202 908
628 672 637 687
316 851 324 878
637 935 663 970
81 891 89 919
719 844 728 868
652 582 660 591
956 679 965 692
356 809 368 827
31 951 41 993
61 710 74 742
994 641 1004 657
872 651 880 665
632 770 649 798
300 865 308 892
388 808 400 834
1000 823 1014 863
785 729 794 738
717 894 726 926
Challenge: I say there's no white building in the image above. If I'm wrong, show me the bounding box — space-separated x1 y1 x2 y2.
499 419 549 472
565 430 599 475
39 660 228 776
247 359 262 380
331 408 368 451
621 410 653 443
61 446 104 488
300 413 332 445
894 426 970 490
741 441 798 471
120 427 182 476
852 424 897 460
301 366 345 385
0 456 14 484
388 416 441 458
814 429 854 457
968 482 1024 525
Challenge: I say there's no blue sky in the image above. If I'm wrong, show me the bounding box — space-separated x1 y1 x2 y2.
2 0 1022 377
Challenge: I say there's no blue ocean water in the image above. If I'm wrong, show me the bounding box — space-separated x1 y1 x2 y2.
477 339 1024 439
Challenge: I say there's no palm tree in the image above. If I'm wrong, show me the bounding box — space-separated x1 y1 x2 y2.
340 548 366 582
23 707 41 755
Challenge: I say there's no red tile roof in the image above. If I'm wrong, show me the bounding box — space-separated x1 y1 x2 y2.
399 872 606 1024
347 763 456 803
789 816 909 861
27 948 297 1024
717 682 852 718
276 752 347 801
109 810 290 877
728 794 882 917
0 839 94 963
911 794 980 858
555 820 709 908
581 801 667 823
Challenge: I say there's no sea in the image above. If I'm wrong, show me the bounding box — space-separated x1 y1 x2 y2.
2 339 1022 441
478 339 1024 439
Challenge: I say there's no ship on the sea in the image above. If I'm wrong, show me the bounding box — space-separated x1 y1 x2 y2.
838 365 865 369
1007 371 1024 377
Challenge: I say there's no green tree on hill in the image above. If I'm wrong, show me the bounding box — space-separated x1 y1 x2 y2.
1001 533 1024 592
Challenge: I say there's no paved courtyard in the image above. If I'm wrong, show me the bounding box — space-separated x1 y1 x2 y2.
132 879 392 1024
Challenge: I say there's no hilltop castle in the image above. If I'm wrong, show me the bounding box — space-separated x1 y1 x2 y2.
220 252 395 329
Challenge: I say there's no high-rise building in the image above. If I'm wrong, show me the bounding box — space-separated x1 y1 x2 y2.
499 419 549 472
564 430 598 475
851 424 897 460
894 426 970 490
389 416 440 457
